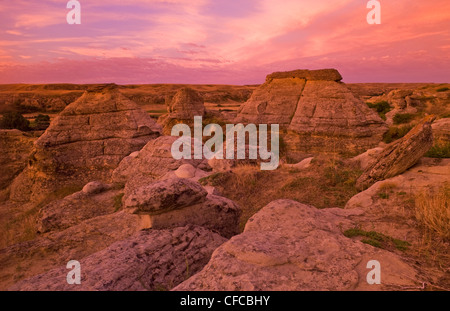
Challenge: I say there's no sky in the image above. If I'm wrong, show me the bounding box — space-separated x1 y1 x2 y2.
0 0 449 84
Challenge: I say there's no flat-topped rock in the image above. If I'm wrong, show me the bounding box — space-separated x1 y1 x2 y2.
266 69 342 82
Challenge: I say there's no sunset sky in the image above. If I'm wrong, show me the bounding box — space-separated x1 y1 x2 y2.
0 0 449 84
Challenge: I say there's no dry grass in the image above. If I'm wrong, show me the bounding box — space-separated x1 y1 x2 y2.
415 184 450 241
0 185 83 248
200 155 362 231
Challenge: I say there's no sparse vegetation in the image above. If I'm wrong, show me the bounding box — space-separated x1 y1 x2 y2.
114 193 125 212
30 114 51 130
367 101 391 120
377 182 397 200
200 157 362 231
383 124 414 143
0 112 30 131
393 113 414 125
425 139 450 158
343 228 410 251
415 184 450 241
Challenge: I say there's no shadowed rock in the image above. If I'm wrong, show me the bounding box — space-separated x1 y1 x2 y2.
356 115 436 190
9 226 226 291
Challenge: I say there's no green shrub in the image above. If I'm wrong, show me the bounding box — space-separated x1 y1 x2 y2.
425 140 450 158
0 112 30 131
343 228 410 251
367 101 391 120
30 114 51 130
393 113 414 124
436 87 449 92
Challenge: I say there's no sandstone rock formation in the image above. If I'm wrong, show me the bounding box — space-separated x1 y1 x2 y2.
174 200 419 291
123 178 241 238
112 136 205 185
236 69 387 154
158 87 206 134
356 115 436 190
165 87 205 119
10 225 226 291
37 186 120 233
9 84 161 202
0 130 35 190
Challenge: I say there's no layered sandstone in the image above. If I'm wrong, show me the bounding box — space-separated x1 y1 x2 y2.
9 84 162 202
236 69 387 154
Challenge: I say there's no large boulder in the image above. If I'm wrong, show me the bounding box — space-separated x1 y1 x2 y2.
356 115 436 190
174 200 419 291
0 130 35 190
124 178 208 214
37 186 120 233
10 225 226 291
236 69 387 154
9 84 161 202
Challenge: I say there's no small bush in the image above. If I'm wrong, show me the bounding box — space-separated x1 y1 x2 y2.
344 228 410 251
30 114 51 130
367 101 391 120
0 112 30 131
425 140 450 158
383 125 414 143
436 87 449 92
393 113 414 125
415 185 450 240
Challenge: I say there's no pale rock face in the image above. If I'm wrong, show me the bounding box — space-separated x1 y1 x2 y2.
350 147 384 170
9 85 162 202
81 181 110 195
10 226 226 291
174 164 197 178
174 200 418 291
356 115 436 190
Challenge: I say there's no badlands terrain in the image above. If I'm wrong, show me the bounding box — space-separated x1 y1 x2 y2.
0 69 449 291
